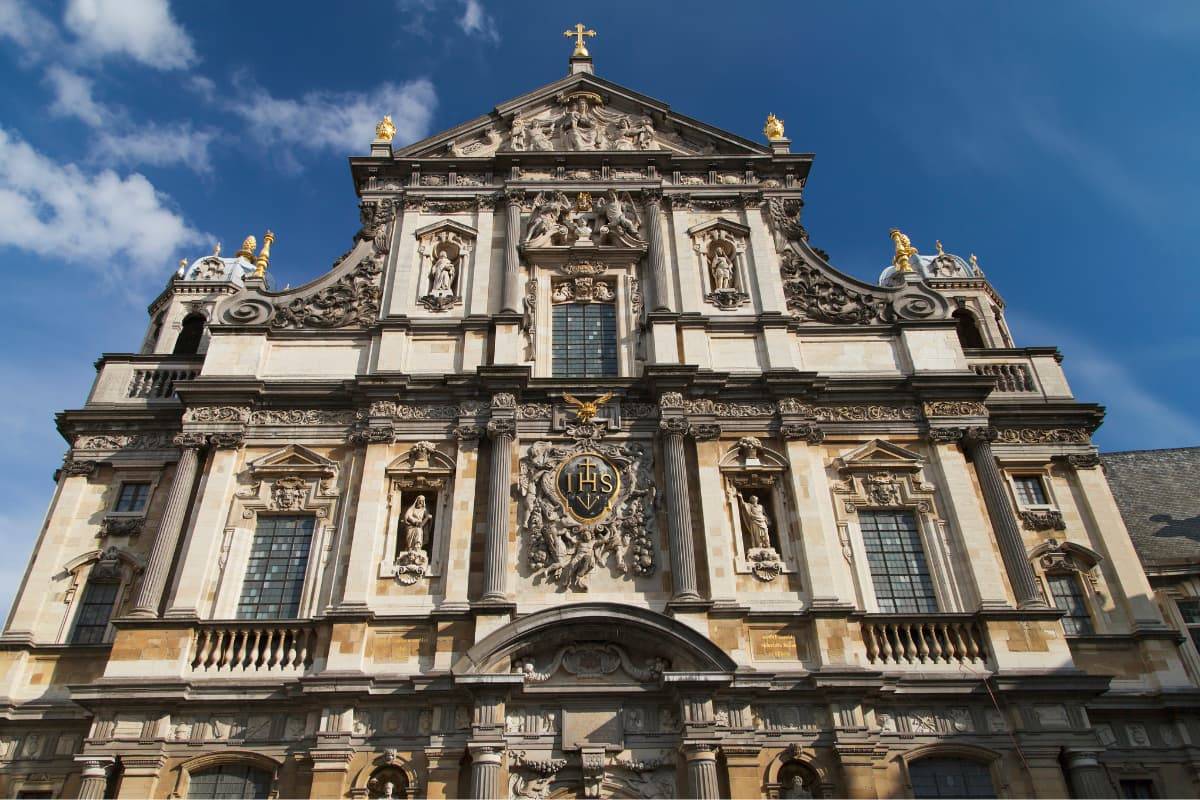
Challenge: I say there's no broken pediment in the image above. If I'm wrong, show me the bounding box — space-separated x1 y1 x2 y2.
396 74 768 159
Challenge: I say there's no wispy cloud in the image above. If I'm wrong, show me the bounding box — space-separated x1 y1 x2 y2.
63 0 196 70
458 0 499 43
0 126 206 279
0 0 57 60
1011 312 1200 450
229 75 437 166
397 0 499 42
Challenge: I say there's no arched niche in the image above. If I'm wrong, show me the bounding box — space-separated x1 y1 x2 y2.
414 219 475 312
718 436 796 582
348 752 419 799
688 218 751 310
168 750 283 799
382 442 456 585
764 744 837 798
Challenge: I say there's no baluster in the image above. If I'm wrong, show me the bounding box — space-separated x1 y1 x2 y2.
877 625 894 663
296 629 311 669
927 624 945 663
246 629 261 670
965 623 983 662
863 624 878 663
234 629 249 671
915 623 931 663
272 628 287 670
286 629 299 669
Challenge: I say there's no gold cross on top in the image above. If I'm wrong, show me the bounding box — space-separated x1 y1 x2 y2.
564 23 596 57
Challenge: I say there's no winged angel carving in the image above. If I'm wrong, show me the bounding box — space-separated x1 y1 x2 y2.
518 436 657 591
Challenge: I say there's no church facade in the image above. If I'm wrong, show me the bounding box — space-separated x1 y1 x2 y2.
1 35 1197 800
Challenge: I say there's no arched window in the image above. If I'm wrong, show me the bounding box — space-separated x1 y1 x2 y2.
173 313 207 356
909 758 996 799
953 309 986 350
187 764 271 799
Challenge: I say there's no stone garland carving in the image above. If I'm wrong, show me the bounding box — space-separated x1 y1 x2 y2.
779 249 885 324
522 277 538 360
923 401 988 418
173 432 209 448
691 423 722 441
74 432 176 451
208 432 244 449
251 409 358 426
1065 453 1102 469
100 517 144 537
348 425 396 445
780 423 825 444
509 752 567 800
184 406 251 424
517 404 553 420
928 428 965 443
1019 509 1067 532
995 428 1092 444
682 399 777 417
813 405 919 422
517 426 657 590
513 643 668 684
453 424 485 441
364 401 484 420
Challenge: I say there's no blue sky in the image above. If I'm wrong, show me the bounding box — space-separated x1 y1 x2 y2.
1 0 1197 617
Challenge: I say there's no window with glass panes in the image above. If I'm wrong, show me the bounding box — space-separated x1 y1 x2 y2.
187 764 272 799
236 515 314 620
552 302 617 378
1119 779 1157 799
1048 573 1093 634
859 510 938 613
910 758 996 799
113 481 151 512
69 579 119 644
1176 599 1200 651
1012 475 1049 506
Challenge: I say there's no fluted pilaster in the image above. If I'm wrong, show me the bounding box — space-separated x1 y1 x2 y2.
75 759 110 800
129 434 205 617
1065 750 1117 799
964 427 1046 608
469 745 504 800
660 417 699 601
502 189 523 313
643 190 672 311
482 418 515 601
683 744 720 799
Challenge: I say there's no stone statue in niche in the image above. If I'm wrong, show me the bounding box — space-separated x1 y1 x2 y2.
427 250 456 304
395 492 434 585
711 248 735 291
739 493 772 550
402 495 433 553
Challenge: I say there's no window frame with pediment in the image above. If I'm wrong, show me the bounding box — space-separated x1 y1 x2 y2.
1029 538 1104 635
526 258 640 378
412 220 475 313
718 437 799 582
211 445 341 620
831 440 967 613
379 442 456 586
687 218 752 310
57 546 142 645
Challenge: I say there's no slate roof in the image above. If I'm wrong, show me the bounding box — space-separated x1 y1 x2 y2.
1102 447 1200 569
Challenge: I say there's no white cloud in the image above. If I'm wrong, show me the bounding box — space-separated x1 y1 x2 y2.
458 0 498 42
45 66 112 126
230 77 437 157
63 0 195 70
0 0 57 56
94 123 216 173
0 127 205 278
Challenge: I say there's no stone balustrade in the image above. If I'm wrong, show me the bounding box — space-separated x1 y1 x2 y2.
87 355 203 405
964 347 1071 399
861 615 988 667
126 366 200 399
189 622 323 675
970 362 1035 393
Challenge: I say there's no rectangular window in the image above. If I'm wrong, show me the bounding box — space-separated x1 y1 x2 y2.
551 302 618 378
69 580 120 644
1048 574 1094 635
1177 599 1200 651
859 510 938 614
236 515 315 620
113 481 151 513
1012 475 1049 506
1119 779 1157 799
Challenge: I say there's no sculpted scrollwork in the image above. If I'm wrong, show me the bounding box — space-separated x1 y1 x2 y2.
995 427 1091 444
517 429 657 591
270 256 384 330
512 643 668 683
923 400 988 418
780 250 884 324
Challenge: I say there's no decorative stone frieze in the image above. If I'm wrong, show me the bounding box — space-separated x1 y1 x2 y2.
813 405 919 422
923 400 988 418
780 422 824 443
184 405 251 424
995 427 1092 444
1019 508 1067 531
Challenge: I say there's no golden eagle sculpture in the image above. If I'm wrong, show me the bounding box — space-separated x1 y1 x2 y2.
561 392 614 423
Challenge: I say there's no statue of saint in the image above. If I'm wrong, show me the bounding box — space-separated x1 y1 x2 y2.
739 492 772 550
429 251 456 298
782 775 813 800
402 495 433 553
710 249 735 291
561 97 601 150
509 116 528 151
529 121 555 151
633 116 655 150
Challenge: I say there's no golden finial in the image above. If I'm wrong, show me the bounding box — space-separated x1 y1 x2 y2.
212 242 221 257
253 230 275 278
179 257 188 270
889 228 917 273
375 115 397 143
235 235 257 261
935 239 944 256
564 22 596 57
764 113 785 141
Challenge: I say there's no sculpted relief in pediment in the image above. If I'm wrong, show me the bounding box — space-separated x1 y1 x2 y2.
523 190 646 250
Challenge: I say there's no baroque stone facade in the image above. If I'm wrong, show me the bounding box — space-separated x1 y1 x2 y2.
1 41 1196 800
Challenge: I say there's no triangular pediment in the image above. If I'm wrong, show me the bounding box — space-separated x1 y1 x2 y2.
396 73 769 159
247 444 338 478
833 439 924 472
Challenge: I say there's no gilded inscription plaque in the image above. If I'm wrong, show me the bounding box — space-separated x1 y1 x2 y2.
749 627 805 661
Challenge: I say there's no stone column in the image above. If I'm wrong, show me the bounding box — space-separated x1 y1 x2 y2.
482 415 515 602
502 188 523 313
128 433 206 617
683 744 720 799
660 417 700 601
468 745 504 800
643 189 673 311
1065 750 1117 799
963 427 1046 609
75 758 111 800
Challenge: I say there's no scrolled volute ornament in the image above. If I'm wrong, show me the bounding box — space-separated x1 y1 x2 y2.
487 419 516 439
927 427 965 443
61 459 98 477
173 432 209 449
453 424 485 442
207 432 244 449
